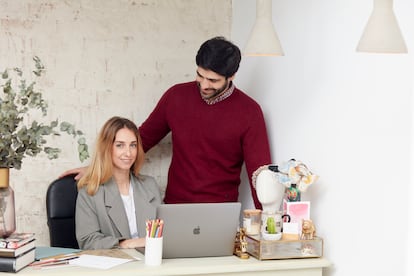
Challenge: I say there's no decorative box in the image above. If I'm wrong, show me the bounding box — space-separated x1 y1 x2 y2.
245 235 323 260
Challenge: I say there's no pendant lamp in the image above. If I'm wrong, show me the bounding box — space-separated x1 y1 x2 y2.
356 0 407 53
244 0 284 56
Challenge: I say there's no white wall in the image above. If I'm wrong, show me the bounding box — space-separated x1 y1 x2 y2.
0 0 232 246
233 1 413 276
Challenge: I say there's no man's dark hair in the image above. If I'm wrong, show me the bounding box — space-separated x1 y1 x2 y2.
196 36 241 78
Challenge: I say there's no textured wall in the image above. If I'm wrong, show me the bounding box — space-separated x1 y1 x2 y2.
0 0 231 246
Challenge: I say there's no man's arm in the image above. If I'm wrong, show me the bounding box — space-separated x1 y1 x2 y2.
243 105 272 209
139 89 172 152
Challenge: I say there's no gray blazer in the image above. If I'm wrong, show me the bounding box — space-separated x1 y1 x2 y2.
75 173 162 250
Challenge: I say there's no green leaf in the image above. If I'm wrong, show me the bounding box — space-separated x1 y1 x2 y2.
0 57 90 169
50 120 58 128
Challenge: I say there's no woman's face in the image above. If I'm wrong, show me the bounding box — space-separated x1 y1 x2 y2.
112 127 137 172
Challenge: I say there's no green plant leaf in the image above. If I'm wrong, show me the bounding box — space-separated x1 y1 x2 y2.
0 57 89 169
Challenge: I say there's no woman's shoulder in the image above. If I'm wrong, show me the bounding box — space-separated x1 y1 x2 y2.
78 178 113 197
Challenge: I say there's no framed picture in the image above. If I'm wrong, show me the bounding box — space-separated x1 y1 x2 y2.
283 200 310 234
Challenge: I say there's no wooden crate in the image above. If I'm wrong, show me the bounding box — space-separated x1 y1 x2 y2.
245 235 323 260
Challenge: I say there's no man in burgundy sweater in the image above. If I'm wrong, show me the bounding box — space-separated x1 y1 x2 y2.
61 37 271 209
139 37 271 209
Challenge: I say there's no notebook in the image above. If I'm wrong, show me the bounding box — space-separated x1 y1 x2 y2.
155 202 241 258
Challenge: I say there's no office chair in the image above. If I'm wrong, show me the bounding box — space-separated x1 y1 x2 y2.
46 174 79 249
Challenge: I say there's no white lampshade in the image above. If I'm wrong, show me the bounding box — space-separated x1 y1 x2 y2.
244 0 284 56
357 0 407 53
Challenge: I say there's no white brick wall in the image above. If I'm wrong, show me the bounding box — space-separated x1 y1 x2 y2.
0 0 231 246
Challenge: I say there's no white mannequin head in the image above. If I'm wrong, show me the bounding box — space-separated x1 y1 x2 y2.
255 169 285 213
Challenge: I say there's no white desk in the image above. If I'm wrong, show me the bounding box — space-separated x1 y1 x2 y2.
8 249 330 276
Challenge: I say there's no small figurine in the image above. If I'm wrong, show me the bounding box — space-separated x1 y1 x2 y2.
301 219 316 240
234 227 250 259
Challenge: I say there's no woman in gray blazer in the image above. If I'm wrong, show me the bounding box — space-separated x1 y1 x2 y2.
75 116 162 250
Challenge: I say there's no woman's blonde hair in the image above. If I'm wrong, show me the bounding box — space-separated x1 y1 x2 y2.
77 116 145 195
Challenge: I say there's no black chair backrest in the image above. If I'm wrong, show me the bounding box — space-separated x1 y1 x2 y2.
46 174 79 249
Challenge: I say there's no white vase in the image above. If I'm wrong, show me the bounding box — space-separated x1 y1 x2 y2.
0 168 16 238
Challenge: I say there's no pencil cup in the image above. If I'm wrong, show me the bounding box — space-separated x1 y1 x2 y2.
145 236 163 266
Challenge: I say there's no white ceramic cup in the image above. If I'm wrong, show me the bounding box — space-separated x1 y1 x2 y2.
145 236 163 266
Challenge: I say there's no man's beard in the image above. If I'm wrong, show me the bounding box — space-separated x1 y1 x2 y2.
197 79 229 100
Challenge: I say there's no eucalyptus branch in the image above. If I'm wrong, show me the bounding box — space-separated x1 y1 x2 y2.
0 57 89 170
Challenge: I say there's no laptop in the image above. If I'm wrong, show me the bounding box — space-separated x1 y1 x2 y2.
154 202 241 258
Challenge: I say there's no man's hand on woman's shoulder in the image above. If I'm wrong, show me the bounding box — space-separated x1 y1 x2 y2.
59 166 88 180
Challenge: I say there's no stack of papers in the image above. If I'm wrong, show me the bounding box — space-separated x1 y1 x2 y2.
70 254 133 269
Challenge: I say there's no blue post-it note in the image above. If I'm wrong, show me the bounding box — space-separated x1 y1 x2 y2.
35 246 82 260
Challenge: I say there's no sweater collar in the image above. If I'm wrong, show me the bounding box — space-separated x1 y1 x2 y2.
202 82 235 105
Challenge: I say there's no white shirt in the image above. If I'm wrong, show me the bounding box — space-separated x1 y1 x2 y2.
121 183 138 238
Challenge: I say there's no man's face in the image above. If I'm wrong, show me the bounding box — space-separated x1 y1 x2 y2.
196 67 234 100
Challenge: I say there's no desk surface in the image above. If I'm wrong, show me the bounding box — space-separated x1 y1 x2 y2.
5 249 331 276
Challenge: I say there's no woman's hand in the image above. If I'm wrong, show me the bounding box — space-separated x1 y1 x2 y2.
119 237 146 249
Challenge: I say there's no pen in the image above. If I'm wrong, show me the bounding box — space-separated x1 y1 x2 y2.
150 219 158 237
30 255 79 266
158 220 164 237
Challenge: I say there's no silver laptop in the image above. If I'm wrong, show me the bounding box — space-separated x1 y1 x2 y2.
156 202 241 259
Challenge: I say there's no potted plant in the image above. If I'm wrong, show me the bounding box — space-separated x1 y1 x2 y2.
0 56 89 237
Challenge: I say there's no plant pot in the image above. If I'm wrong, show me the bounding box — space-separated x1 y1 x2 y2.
261 231 282 241
0 168 16 238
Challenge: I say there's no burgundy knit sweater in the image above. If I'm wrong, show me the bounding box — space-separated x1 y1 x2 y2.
139 81 271 209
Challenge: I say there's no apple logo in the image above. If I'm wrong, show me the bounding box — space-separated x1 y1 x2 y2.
193 226 201 235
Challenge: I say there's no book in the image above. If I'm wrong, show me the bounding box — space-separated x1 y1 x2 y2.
0 232 35 249
35 246 81 260
0 248 35 272
0 239 35 258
